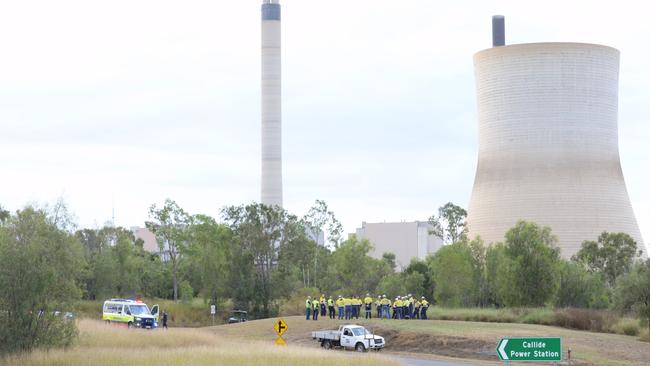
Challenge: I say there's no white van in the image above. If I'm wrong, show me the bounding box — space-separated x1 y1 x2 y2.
102 299 159 329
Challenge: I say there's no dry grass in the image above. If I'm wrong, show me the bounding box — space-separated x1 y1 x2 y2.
1 320 402 366
210 316 650 366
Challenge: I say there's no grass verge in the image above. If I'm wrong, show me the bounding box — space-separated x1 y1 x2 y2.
1 319 402 366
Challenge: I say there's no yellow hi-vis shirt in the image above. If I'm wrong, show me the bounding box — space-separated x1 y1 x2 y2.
336 298 344 307
344 298 352 306
327 298 334 306
364 296 373 305
380 298 390 306
421 299 429 307
395 299 402 307
306 299 311 308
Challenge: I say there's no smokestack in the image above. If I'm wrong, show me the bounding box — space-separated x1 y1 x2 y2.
261 0 283 207
492 15 505 47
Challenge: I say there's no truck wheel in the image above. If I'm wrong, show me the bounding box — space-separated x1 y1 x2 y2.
323 340 332 350
355 343 366 352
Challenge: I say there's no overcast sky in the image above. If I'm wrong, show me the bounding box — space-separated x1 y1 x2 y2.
1 0 648 253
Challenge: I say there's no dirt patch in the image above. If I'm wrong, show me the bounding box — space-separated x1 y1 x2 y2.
371 326 495 361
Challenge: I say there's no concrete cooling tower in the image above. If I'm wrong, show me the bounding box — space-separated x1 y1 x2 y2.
261 0 283 207
466 17 646 259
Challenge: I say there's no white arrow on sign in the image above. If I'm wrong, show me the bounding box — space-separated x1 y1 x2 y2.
498 339 509 360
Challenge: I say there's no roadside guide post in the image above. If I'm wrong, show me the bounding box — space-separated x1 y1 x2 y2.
210 305 216 325
497 337 562 365
274 318 288 346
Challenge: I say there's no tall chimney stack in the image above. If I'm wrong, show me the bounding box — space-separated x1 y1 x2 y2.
261 0 283 207
492 15 505 47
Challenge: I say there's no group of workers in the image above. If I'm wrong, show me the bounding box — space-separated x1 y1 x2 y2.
305 293 429 321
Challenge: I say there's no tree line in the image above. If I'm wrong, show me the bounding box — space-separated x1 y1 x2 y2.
1 200 649 355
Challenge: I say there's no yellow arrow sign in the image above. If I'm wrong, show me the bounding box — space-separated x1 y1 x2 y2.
273 318 288 336
275 337 287 346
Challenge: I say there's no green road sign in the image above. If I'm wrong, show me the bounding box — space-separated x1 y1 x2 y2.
496 337 562 362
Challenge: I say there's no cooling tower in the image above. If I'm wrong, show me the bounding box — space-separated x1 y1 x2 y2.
466 38 646 258
261 0 283 207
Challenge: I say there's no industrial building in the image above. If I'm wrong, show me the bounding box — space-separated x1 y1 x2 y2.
466 16 646 258
355 221 444 270
261 0 283 207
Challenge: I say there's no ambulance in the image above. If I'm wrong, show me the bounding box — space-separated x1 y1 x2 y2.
102 299 159 329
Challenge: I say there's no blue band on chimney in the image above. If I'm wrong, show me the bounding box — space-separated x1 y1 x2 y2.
262 4 281 21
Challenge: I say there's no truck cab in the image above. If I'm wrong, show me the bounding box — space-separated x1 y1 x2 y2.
340 325 384 351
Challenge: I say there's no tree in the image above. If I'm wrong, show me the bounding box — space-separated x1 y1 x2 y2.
428 202 467 244
186 215 232 305
495 221 561 307
222 203 304 317
381 252 397 272
376 273 407 299
613 260 650 337
325 236 380 295
301 200 343 289
146 199 191 302
0 206 84 354
302 200 343 248
429 242 478 307
555 261 608 309
484 243 507 307
0 205 9 223
573 232 642 287
405 258 434 300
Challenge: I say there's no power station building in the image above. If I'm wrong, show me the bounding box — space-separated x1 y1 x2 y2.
466 16 646 258
355 221 444 270
261 0 283 207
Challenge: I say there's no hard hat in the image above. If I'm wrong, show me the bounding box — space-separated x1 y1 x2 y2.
421 296 425 299
366 293 370 296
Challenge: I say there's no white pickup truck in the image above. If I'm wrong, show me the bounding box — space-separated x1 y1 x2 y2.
311 324 386 352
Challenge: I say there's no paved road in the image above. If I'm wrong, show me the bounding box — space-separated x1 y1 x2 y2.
392 356 483 366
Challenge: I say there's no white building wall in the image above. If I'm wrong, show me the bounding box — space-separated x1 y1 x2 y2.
467 42 646 259
356 221 444 270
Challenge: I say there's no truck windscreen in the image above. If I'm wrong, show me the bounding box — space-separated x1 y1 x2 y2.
128 305 150 315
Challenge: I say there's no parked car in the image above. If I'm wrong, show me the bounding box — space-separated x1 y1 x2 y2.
227 310 248 324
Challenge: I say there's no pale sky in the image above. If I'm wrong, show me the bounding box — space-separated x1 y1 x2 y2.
1 0 648 253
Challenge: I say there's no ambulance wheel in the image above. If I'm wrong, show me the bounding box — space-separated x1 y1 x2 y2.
355 343 366 352
128 322 133 328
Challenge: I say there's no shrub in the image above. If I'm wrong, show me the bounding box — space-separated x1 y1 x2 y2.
0 207 84 354
180 280 194 304
520 308 556 326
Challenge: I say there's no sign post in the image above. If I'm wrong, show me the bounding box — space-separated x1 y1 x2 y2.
210 305 216 325
274 318 288 346
497 337 561 364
